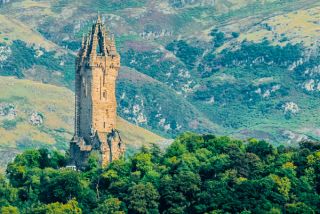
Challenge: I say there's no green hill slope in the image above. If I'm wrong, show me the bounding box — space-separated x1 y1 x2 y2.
0 0 319 144
0 76 165 169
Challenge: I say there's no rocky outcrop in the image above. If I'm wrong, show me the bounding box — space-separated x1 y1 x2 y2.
29 112 44 126
283 102 299 115
0 103 17 120
0 46 11 63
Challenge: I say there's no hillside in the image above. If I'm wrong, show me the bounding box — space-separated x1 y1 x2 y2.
0 0 319 145
0 76 165 169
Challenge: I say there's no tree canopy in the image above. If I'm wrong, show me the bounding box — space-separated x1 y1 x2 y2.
1 133 320 213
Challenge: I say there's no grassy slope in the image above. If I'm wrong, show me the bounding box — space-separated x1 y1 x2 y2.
0 14 56 50
0 76 164 151
117 117 168 154
118 66 222 137
234 5 320 46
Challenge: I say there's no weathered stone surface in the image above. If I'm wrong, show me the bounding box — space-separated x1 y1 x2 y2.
70 16 125 169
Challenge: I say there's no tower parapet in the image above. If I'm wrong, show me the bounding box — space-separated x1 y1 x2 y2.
70 15 125 169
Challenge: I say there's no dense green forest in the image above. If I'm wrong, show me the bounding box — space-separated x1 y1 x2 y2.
1 133 320 213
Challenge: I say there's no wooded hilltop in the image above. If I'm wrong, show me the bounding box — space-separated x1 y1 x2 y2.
1 133 320 213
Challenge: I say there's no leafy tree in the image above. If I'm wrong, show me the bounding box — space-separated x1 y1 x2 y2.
213 32 225 47
150 144 162 163
132 153 153 175
93 198 125 214
126 182 159 214
246 139 274 160
40 170 83 203
0 175 18 207
285 202 315 214
1 206 20 214
33 199 82 214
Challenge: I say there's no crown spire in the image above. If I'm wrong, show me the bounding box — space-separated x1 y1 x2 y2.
97 12 102 24
78 13 119 58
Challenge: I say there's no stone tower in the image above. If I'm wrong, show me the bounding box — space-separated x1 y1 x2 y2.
70 15 125 169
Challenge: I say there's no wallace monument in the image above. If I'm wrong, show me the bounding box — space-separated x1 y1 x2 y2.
69 15 125 169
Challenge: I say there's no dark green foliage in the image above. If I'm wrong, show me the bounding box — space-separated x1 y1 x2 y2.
40 170 83 203
232 32 240 38
93 197 125 214
246 139 274 160
1 40 52 77
83 0 146 12
0 175 18 208
2 120 17 130
218 40 302 68
60 40 81 51
210 30 226 48
126 182 159 213
2 134 320 213
0 40 75 88
299 141 320 152
166 40 203 69
196 39 302 78
286 202 315 214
